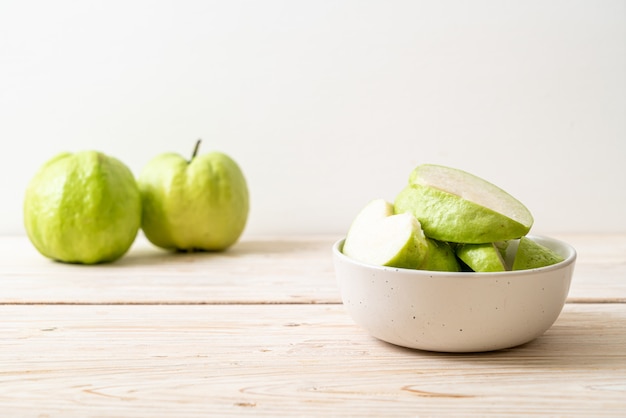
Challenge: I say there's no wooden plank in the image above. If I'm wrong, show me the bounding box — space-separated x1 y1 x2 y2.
0 303 624 417
550 233 626 302
1 234 625 304
0 235 341 304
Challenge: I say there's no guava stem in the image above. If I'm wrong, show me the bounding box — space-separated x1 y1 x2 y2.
191 139 202 161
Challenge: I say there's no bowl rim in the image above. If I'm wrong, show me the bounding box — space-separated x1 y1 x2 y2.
333 234 577 278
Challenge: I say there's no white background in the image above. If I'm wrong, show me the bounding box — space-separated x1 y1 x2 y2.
1 0 625 238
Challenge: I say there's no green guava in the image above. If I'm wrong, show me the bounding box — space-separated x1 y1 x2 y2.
137 141 249 251
23 151 141 264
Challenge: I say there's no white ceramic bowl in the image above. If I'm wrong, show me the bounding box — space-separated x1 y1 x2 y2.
333 235 576 353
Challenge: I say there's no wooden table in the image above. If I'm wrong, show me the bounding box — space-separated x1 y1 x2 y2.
1 234 625 417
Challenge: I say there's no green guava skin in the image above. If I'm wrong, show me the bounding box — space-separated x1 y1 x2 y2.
512 236 564 270
23 151 141 264
138 151 249 252
456 243 507 272
395 184 531 244
418 239 460 272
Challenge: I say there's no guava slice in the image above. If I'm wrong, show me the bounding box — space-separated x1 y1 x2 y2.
342 199 428 269
421 239 460 272
512 236 564 270
394 164 533 243
342 199 459 271
456 243 507 272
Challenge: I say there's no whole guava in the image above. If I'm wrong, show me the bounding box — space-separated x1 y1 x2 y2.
138 141 249 252
23 151 141 264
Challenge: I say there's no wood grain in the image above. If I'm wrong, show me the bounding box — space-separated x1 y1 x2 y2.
1 234 625 416
1 303 625 417
1 233 625 304
0 235 341 304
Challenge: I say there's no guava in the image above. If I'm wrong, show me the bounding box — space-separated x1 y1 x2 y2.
138 140 249 251
23 151 141 264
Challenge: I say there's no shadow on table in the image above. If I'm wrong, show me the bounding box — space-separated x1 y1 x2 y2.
104 238 334 268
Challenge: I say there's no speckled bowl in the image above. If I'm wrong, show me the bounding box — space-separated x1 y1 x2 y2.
333 235 576 352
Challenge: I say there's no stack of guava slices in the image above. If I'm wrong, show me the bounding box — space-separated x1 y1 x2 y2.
342 164 563 272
